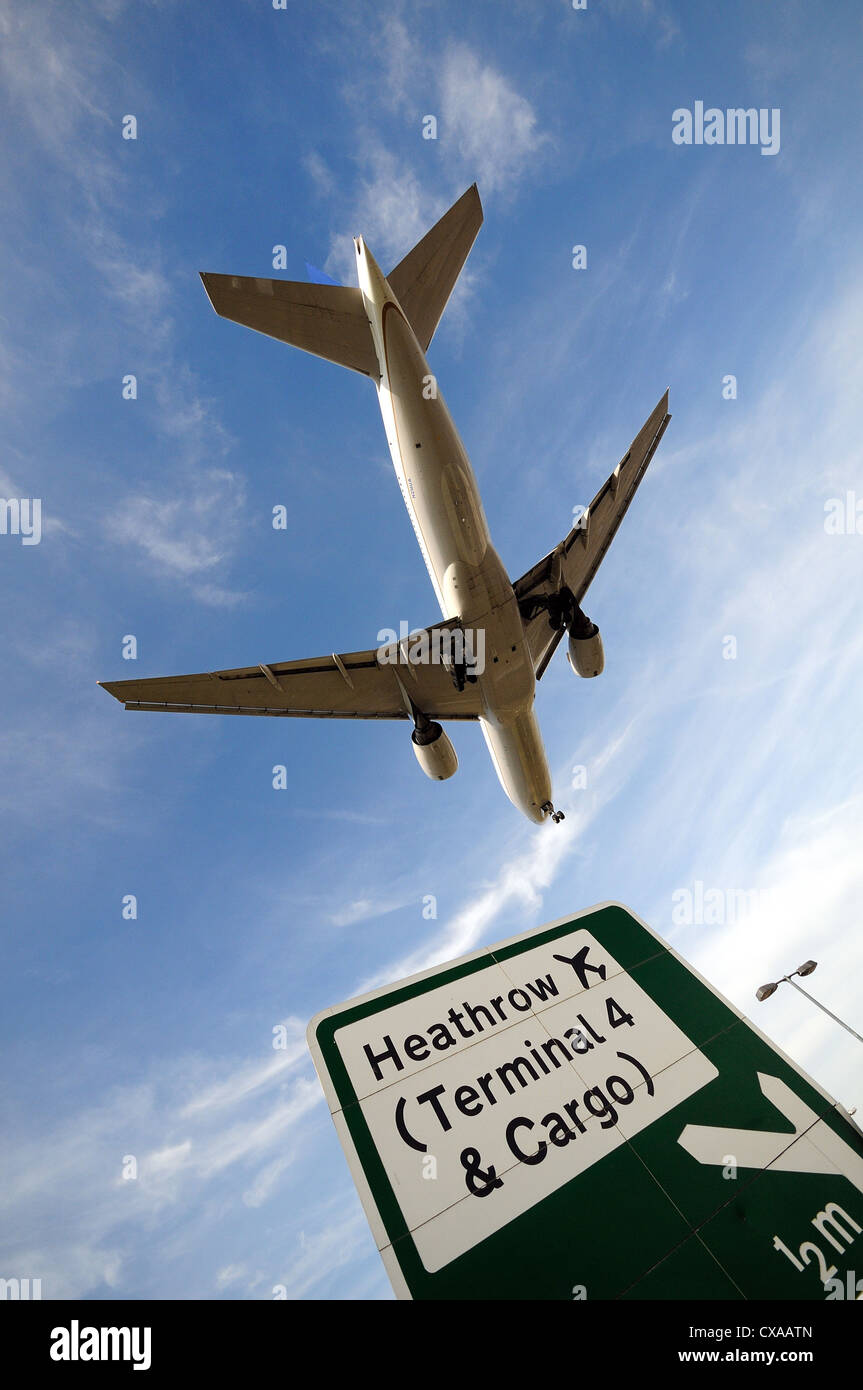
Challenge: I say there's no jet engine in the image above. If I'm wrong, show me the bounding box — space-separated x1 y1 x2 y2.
411 721 458 780
521 586 605 679
566 607 604 678
567 628 604 677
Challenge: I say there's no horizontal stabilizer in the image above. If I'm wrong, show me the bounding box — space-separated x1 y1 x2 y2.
200 274 379 377
388 185 483 351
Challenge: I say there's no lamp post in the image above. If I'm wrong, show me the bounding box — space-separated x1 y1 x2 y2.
756 961 863 1044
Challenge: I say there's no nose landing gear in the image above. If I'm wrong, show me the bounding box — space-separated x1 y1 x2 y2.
541 801 565 825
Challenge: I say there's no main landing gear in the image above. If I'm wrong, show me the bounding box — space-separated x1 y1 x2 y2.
449 658 479 693
541 801 565 824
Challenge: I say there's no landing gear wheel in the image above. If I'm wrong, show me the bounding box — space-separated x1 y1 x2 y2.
541 801 565 824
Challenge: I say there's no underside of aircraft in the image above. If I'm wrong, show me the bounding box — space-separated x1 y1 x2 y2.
100 186 670 823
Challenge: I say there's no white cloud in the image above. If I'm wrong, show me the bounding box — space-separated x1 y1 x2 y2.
192 1079 322 1180
0 5 248 605
329 896 405 928
0 2 116 198
181 1023 308 1115
325 146 439 285
364 12 418 117
356 722 634 992
303 150 335 198
439 44 550 197
323 34 548 297
340 18 550 200
146 1140 193 1176
0 1036 325 1299
104 467 247 596
273 1201 375 1300
215 1261 248 1289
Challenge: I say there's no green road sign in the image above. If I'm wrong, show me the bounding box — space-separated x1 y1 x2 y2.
307 903 863 1299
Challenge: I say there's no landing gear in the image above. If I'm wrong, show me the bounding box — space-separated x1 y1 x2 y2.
519 587 576 634
520 586 595 644
449 659 478 693
444 627 479 692
541 800 565 824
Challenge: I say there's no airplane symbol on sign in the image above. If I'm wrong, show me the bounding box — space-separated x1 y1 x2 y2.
552 947 607 991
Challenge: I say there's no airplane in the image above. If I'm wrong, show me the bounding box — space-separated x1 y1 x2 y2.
100 185 670 825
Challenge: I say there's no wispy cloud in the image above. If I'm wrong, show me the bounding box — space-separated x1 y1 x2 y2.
272 1198 380 1300
0 4 248 606
0 1031 324 1298
329 896 404 928
103 467 248 604
0 0 118 201
355 722 635 991
439 43 550 198
320 25 548 294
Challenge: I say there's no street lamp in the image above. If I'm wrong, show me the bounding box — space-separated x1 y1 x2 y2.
756 961 863 1044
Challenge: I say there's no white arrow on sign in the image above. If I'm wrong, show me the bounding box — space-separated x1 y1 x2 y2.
678 1072 863 1190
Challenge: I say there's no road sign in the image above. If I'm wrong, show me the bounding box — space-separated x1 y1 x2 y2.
307 903 863 1299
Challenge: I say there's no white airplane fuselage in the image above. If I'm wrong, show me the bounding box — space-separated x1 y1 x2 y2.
356 238 553 824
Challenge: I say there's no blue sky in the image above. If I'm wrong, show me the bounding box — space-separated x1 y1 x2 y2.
2 0 863 1300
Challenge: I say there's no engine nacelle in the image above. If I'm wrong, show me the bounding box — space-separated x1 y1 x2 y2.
567 625 604 678
411 721 458 780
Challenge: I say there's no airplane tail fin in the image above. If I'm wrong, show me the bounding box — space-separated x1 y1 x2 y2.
199 275 380 378
199 184 483 373
387 184 483 350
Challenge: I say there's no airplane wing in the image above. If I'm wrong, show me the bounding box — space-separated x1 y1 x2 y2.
99 622 484 722
513 391 671 679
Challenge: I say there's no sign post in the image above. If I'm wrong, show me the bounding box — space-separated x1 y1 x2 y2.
307 903 863 1299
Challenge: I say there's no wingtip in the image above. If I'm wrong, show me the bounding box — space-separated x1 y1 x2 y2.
199 272 219 313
